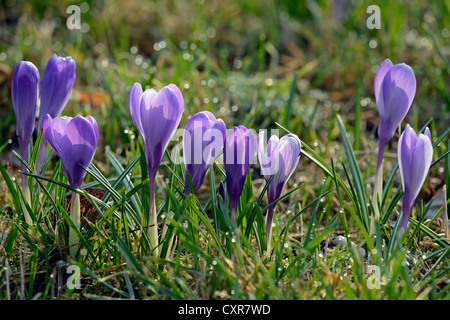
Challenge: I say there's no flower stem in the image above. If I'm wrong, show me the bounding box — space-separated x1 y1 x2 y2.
160 212 175 260
266 207 274 254
148 179 159 257
229 197 238 228
19 144 32 226
69 191 80 258
371 142 386 234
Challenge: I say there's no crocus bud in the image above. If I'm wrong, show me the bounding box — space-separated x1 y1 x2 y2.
37 54 76 133
374 59 416 173
223 125 256 220
11 61 40 159
183 111 226 194
398 124 433 231
129 83 184 255
257 132 301 239
43 114 99 188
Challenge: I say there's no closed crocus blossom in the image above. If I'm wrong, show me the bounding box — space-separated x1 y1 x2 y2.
374 59 416 174
43 114 99 257
11 61 40 225
223 125 256 222
183 111 226 194
36 55 76 170
129 83 184 255
398 124 433 232
257 132 301 242
12 61 40 166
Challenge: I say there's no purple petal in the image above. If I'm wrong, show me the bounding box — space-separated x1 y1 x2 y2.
408 134 433 200
424 127 432 144
374 59 393 114
43 114 71 157
37 54 76 132
257 131 280 178
166 84 184 110
129 83 145 139
85 115 100 145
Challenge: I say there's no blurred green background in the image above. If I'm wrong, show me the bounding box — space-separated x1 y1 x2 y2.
0 0 448 172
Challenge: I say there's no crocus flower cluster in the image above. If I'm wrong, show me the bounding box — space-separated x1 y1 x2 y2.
373 59 434 235
12 55 76 171
12 57 97 257
11 53 434 259
372 59 417 229
129 84 302 244
12 55 76 225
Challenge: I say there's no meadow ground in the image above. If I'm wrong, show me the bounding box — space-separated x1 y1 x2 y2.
0 0 449 300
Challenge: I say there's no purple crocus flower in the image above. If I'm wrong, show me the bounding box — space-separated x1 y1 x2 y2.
183 111 226 194
42 114 99 188
129 83 184 182
374 59 416 174
43 114 99 256
11 61 40 225
11 61 40 168
223 125 256 221
36 55 76 170
129 83 184 255
398 124 433 232
257 132 301 239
